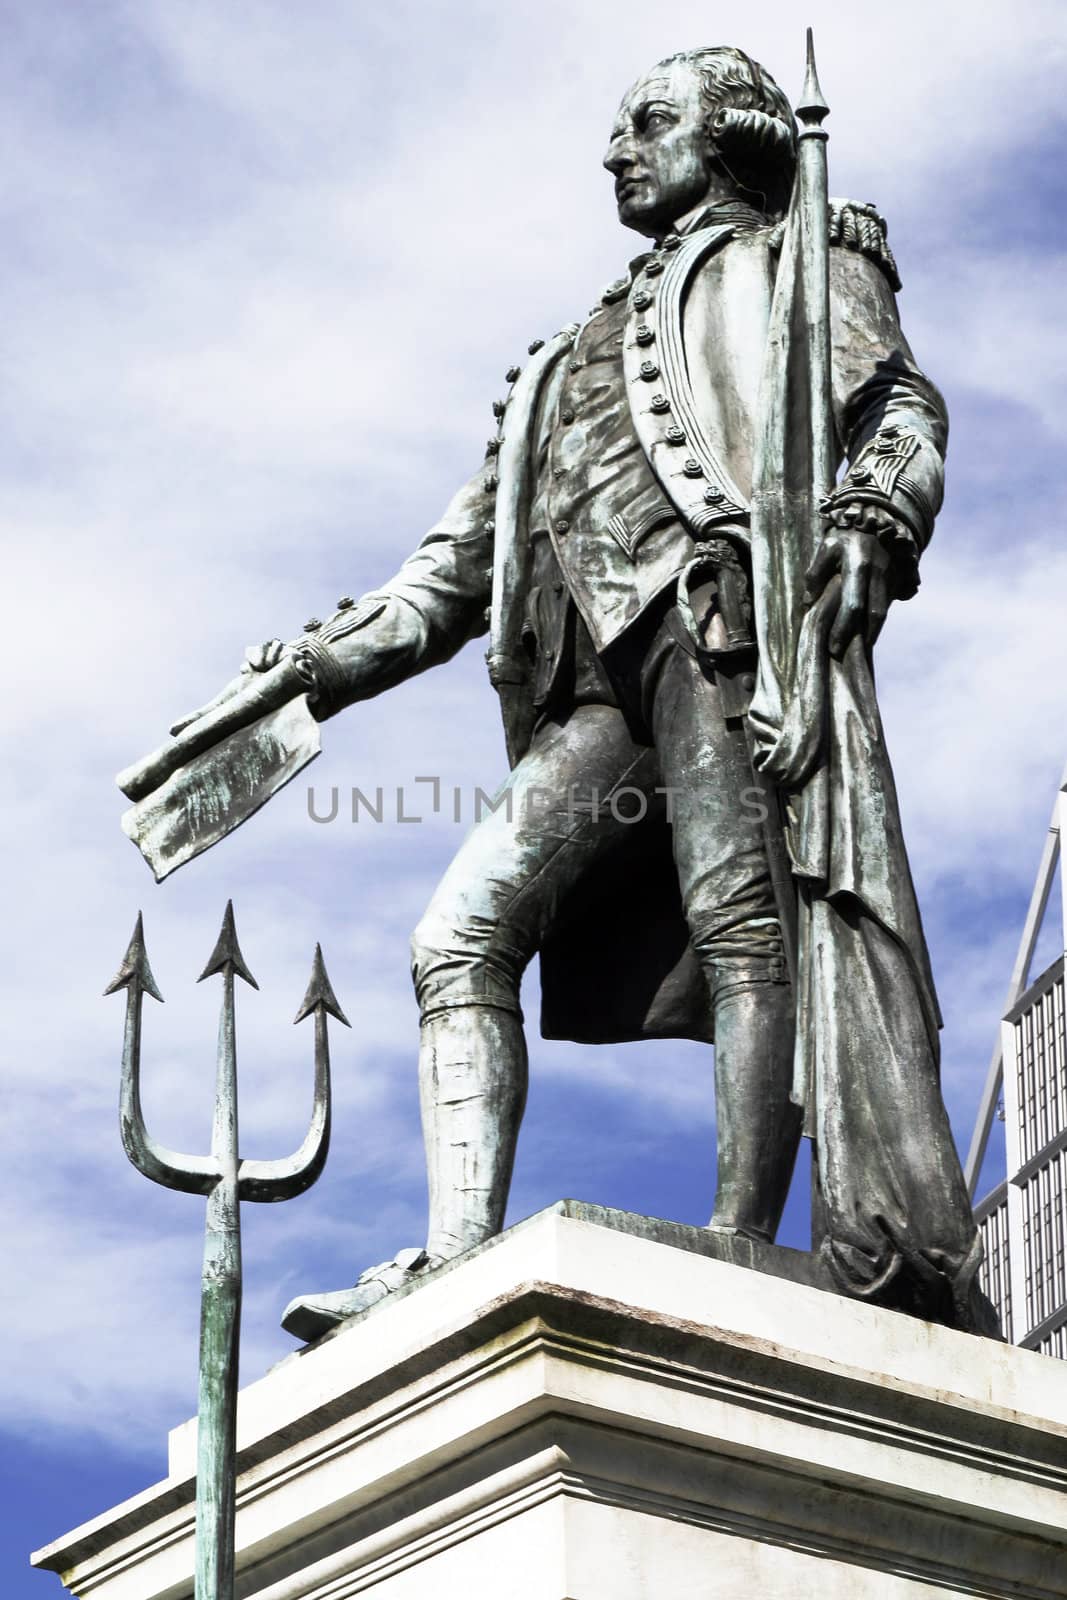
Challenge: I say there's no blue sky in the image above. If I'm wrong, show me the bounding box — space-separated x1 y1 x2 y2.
5 1 1067 1592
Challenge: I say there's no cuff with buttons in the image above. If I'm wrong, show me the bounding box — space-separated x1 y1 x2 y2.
819 483 922 601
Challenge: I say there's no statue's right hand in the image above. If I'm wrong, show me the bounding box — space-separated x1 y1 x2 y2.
168 640 288 736
244 638 286 674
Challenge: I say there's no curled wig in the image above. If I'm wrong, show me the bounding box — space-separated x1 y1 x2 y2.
654 46 797 218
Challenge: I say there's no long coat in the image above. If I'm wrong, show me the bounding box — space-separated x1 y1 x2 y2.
316 204 947 1048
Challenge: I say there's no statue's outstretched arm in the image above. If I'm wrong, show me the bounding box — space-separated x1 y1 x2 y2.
304 467 497 720
117 465 494 812
115 464 492 825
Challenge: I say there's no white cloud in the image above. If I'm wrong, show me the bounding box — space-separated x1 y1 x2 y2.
879 538 1067 882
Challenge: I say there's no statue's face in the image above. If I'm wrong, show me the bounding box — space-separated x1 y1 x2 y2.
604 60 715 239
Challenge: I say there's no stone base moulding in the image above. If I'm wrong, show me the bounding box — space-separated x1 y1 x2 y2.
33 1202 1067 1598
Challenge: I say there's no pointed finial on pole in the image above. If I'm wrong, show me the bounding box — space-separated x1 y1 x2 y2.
198 900 259 989
797 27 830 132
293 944 351 1027
104 912 164 1002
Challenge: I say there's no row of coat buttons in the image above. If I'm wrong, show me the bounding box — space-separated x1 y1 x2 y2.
628 261 737 512
487 336 579 498
556 246 668 533
599 232 679 305
638 233 680 288
500 333 552 389
642 392 733 507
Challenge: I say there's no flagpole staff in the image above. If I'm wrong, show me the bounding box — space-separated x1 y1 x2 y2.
796 27 834 503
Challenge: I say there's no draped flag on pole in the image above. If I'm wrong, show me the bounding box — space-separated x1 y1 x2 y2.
746 33 990 1330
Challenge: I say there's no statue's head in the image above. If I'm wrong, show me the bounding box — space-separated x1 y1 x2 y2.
604 47 796 238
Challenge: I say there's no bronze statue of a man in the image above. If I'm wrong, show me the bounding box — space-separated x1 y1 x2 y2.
122 46 990 1340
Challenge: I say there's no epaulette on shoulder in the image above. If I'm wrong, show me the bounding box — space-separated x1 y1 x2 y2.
828 198 901 292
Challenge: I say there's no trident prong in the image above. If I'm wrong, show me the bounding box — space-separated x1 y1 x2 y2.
107 903 343 1600
106 912 216 1194
238 945 348 1203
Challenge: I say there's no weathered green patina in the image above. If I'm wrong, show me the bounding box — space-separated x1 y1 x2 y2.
116 36 995 1341
105 905 348 1600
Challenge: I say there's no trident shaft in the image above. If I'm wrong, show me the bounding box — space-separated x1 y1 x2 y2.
106 902 349 1600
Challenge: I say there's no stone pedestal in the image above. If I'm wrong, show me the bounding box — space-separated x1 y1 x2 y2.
33 1202 1067 1598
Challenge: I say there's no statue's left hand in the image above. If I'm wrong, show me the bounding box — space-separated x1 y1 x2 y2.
804 499 909 657
169 641 288 736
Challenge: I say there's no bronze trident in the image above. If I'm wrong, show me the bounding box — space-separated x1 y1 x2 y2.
105 902 348 1600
